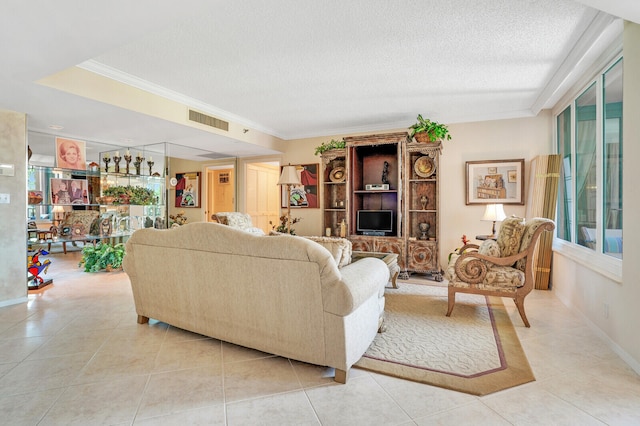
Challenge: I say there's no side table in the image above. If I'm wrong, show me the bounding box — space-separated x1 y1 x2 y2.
351 251 400 289
476 234 497 241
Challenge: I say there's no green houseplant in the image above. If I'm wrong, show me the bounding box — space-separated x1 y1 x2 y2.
408 114 452 142
102 185 157 205
80 242 126 272
314 139 346 156
269 215 301 235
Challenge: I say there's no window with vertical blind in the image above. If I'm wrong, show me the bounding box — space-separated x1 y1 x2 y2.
555 57 623 260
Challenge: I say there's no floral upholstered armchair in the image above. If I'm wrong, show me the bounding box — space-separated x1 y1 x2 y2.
444 216 555 327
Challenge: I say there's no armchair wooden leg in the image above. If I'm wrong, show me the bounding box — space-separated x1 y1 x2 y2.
334 368 348 384
137 315 149 324
514 297 530 327
446 288 456 317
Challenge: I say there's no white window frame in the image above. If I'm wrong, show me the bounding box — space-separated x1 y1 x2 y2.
552 49 623 283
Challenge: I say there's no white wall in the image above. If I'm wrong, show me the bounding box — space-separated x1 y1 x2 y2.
439 112 553 266
552 21 640 373
0 110 28 307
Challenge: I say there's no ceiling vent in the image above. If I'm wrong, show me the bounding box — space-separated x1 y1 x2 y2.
198 152 233 160
188 109 229 131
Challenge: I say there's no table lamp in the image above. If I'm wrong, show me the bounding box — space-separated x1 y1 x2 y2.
277 164 301 233
52 205 65 225
481 203 506 237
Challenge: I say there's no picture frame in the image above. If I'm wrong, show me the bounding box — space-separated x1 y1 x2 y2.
55 137 87 170
50 178 88 205
280 163 319 209
465 159 525 205
175 172 201 207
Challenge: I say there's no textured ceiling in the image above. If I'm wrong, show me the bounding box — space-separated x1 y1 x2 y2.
1 0 636 158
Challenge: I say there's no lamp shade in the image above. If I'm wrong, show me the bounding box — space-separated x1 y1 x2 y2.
277 165 301 186
481 204 506 222
52 206 65 213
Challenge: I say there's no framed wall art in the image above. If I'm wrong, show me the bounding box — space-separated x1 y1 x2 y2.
50 178 88 205
465 159 525 205
175 171 201 207
280 163 319 208
55 137 87 170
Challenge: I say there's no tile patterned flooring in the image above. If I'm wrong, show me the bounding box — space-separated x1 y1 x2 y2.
2 250 639 425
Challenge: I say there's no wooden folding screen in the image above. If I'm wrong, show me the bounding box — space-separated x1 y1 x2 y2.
525 154 561 290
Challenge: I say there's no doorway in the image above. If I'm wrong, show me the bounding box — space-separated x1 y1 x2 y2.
206 164 235 222
244 161 280 233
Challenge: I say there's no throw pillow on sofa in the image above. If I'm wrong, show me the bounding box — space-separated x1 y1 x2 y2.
304 236 352 268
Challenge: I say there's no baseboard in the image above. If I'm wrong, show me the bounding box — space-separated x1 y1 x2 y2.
562 297 640 376
0 296 28 308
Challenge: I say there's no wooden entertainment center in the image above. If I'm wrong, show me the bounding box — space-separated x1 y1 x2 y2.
320 132 442 279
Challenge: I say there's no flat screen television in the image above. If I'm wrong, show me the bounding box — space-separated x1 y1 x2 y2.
356 210 394 235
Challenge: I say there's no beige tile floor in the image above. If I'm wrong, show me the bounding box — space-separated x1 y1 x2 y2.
2 249 639 425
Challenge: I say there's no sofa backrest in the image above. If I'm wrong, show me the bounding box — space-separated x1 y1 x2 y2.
125 222 342 282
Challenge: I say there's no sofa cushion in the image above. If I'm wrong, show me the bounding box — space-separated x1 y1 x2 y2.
478 239 501 257
214 212 265 235
496 216 525 258
515 217 549 271
304 236 352 268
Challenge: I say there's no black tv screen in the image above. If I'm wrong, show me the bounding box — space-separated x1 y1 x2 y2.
356 210 393 234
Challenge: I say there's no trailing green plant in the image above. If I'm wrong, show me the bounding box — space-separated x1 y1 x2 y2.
408 114 452 141
79 242 126 272
102 185 157 205
314 139 346 156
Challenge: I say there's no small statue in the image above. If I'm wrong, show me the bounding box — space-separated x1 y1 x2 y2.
381 161 389 184
420 195 428 210
100 217 112 237
28 248 51 286
418 222 430 240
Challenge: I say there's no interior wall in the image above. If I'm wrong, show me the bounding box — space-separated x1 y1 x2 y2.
552 21 640 373
0 110 28 306
283 113 554 260
167 157 207 224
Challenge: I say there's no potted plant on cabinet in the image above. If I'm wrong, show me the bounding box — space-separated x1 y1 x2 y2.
314 139 346 156
408 114 452 143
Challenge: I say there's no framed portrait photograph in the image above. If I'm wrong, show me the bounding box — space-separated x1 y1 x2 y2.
55 137 87 170
51 178 88 205
280 163 319 208
175 171 201 207
465 159 524 205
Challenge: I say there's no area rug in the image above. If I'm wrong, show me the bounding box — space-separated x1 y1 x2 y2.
354 282 534 395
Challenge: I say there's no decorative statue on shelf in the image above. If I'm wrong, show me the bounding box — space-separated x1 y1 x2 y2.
420 195 429 210
418 222 430 240
27 248 51 285
100 216 112 237
381 161 389 185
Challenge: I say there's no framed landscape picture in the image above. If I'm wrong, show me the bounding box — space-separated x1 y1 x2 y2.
465 159 524 205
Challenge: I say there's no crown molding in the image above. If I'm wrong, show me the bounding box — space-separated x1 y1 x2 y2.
77 60 284 139
532 12 622 114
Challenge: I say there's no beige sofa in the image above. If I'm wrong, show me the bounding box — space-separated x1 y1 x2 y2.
122 222 389 383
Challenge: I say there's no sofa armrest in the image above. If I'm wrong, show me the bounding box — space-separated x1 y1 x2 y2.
323 257 389 316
